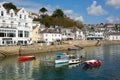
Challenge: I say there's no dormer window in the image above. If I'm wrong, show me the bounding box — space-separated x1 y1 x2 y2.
20 14 22 19
11 13 13 17
1 11 4 16
24 15 26 19
22 10 24 13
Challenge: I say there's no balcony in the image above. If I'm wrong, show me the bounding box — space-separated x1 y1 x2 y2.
0 23 17 29
9 17 16 21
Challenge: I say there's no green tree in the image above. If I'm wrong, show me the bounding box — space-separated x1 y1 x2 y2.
34 8 83 28
52 9 65 17
39 7 47 14
115 24 120 31
3 2 17 10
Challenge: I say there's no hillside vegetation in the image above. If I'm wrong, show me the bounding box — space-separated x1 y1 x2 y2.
34 8 83 28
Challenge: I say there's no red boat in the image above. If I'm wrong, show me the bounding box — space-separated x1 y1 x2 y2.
18 56 36 62
83 59 101 67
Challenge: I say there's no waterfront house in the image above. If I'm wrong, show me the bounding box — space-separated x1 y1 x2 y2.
104 24 116 32
61 28 75 40
104 32 120 40
39 28 62 44
75 29 85 40
32 21 40 43
32 21 45 43
0 3 33 45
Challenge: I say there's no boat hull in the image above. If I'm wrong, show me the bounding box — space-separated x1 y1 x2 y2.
69 59 81 64
83 60 101 67
55 59 69 64
18 56 35 62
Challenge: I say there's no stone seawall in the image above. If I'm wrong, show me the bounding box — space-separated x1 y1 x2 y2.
20 44 73 55
65 40 120 47
0 44 73 56
0 46 20 57
1 40 120 57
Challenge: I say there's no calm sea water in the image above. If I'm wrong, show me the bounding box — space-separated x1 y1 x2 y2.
0 45 120 80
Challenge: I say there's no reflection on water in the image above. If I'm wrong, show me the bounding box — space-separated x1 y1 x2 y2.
82 64 101 71
0 45 120 80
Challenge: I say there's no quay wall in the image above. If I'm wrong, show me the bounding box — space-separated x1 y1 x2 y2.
0 44 73 56
65 40 120 47
1 40 120 56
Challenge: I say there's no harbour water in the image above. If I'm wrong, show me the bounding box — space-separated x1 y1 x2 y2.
0 45 120 80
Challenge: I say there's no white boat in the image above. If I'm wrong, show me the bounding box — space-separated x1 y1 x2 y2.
55 59 69 64
69 58 81 64
55 53 69 64
55 53 82 64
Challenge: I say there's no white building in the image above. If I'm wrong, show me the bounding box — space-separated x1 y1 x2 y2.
75 30 85 40
39 29 62 43
104 32 120 40
61 28 75 40
0 3 33 45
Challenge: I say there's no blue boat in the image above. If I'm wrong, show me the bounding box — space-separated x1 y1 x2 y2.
55 53 69 64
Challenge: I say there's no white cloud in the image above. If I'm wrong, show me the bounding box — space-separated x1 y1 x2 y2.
106 16 120 23
65 11 84 23
75 16 84 22
87 1 107 16
64 10 73 14
106 0 120 9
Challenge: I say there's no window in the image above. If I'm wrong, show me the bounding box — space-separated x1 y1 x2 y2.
0 32 5 37
7 33 15 37
25 23 28 27
1 11 4 16
22 10 24 13
24 15 26 19
18 22 20 26
11 13 13 17
11 21 14 24
18 30 23 37
20 14 22 19
2 20 5 22
24 31 29 37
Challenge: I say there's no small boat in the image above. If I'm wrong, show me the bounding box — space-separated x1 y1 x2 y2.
68 47 79 50
18 55 36 62
69 58 81 64
55 59 69 64
83 59 101 67
68 55 82 64
55 53 69 64
55 53 81 64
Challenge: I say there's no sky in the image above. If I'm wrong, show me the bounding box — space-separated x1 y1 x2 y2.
0 0 120 24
